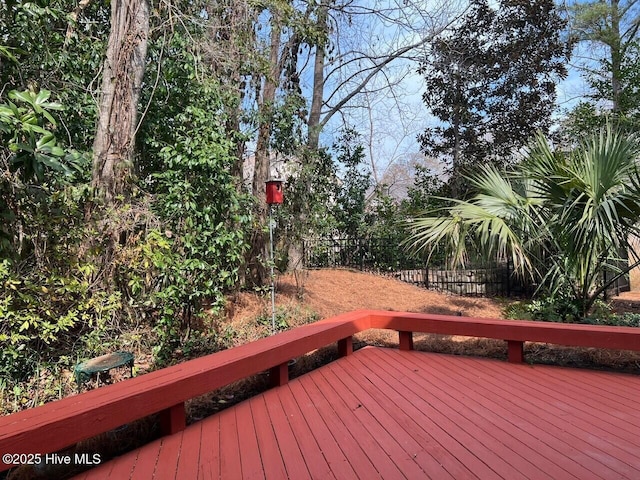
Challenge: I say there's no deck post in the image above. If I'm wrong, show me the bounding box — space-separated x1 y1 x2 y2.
159 402 186 436
507 340 524 363
399 331 414 351
270 362 289 387
338 336 353 357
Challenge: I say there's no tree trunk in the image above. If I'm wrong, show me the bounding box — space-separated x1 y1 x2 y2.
610 0 623 114
248 14 281 285
92 0 149 203
283 0 329 272
307 1 328 151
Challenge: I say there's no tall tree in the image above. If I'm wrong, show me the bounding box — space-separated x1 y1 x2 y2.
571 0 640 114
91 0 149 203
418 0 568 196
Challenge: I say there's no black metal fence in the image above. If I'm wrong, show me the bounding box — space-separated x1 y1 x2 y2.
303 237 631 298
302 237 531 297
303 237 424 272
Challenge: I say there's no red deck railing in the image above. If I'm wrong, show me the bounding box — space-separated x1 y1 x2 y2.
2 310 640 472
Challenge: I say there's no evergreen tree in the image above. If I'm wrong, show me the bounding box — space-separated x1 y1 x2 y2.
418 0 568 196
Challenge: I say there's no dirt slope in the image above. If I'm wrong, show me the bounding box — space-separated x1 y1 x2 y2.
290 268 506 319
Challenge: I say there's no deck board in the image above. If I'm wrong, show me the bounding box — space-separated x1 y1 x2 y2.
197 410 220 480
276 386 335 480
234 401 265 480
455 356 640 478
72 347 640 479
174 422 201 479
249 395 288 480
263 386 311 480
352 351 529 480
366 350 556 480
313 367 423 480
470 357 640 449
402 353 591 480
325 361 463 480
218 406 242 479
422 353 632 480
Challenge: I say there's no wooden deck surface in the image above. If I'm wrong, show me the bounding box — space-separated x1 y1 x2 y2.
74 347 640 479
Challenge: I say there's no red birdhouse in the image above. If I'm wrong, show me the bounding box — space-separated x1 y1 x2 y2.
266 179 284 205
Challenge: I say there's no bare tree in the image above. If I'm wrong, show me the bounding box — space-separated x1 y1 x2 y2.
307 0 465 147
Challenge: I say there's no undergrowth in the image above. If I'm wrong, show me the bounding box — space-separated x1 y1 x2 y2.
504 297 640 327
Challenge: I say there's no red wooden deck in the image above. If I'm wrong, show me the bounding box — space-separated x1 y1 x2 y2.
74 346 640 480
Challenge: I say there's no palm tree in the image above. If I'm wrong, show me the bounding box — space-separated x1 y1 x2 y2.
407 125 640 317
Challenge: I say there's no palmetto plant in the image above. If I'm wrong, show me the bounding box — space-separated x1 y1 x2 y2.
407 125 640 317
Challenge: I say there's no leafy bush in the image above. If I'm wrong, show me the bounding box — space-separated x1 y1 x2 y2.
145 99 251 360
503 295 640 328
0 260 122 380
255 304 320 333
582 312 640 327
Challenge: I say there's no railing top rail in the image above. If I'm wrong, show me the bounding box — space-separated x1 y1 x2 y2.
2 310 639 471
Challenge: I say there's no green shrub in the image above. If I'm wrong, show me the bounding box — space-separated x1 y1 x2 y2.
583 312 640 327
145 100 251 361
256 304 320 333
0 259 122 381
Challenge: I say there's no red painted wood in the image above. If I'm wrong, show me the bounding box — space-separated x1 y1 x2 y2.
276 386 336 480
337 336 353 357
425 353 640 479
0 310 371 465
315 366 434 480
399 351 593 480
350 351 529 480
309 367 408 479
547 367 640 409
479 357 640 442
197 413 220 480
465 357 640 472
398 330 414 351
269 362 288 387
6 308 640 474
75 347 640 480
326 361 462 480
334 354 482 479
159 403 186 436
234 400 265 480
296 375 382 479
83 449 138 480
373 349 567 480
287 380 359 480
507 340 524 363
249 395 288 480
369 311 640 352
102 451 138 479
152 431 183 479
263 386 312 480
218 406 242 479
174 422 202 480
129 437 162 480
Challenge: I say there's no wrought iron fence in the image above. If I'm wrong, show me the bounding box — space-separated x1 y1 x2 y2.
302 237 531 297
303 237 631 298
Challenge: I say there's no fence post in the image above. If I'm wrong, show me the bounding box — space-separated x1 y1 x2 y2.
507 257 511 297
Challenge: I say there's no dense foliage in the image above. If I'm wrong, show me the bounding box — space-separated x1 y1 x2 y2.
408 126 640 319
3 0 640 416
0 1 253 403
418 0 568 195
